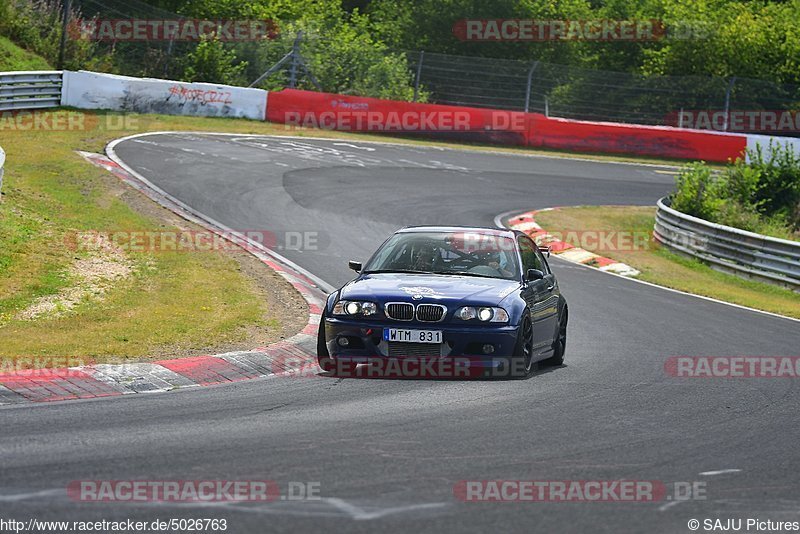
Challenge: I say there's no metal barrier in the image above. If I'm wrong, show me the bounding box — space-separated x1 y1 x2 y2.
0 71 62 112
654 197 800 290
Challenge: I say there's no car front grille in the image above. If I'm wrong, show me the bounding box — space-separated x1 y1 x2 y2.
387 342 441 358
386 303 414 321
415 304 446 322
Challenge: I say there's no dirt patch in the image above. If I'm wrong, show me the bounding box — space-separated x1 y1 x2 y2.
16 234 134 321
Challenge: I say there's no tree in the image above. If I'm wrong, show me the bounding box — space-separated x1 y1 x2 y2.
182 34 248 85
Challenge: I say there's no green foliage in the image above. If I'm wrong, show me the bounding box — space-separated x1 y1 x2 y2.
182 34 248 85
671 143 800 239
672 162 725 221
0 0 107 70
247 6 422 101
3 0 798 106
746 142 800 229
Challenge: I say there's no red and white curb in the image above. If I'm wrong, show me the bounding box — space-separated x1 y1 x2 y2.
0 149 329 404
506 208 640 277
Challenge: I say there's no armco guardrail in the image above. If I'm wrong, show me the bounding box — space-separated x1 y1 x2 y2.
0 71 62 112
654 197 800 290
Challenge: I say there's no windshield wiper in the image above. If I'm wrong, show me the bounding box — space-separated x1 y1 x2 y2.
362 269 429 274
431 270 496 279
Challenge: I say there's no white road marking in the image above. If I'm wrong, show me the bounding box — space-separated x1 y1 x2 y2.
658 500 686 512
0 489 63 501
332 143 376 151
699 469 742 476
322 498 448 520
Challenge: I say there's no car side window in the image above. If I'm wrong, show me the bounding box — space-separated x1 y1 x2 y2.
518 237 543 272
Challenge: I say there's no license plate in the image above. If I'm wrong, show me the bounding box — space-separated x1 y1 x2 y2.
383 328 442 344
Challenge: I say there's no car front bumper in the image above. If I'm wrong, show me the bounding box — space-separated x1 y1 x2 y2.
323 316 520 372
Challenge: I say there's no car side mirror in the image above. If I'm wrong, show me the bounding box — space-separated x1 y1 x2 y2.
348 260 362 273
526 268 544 281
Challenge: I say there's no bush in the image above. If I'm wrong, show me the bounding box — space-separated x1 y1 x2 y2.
671 162 724 221
747 142 800 230
670 144 800 240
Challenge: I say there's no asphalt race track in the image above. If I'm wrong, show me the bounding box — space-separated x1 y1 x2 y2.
2 134 799 533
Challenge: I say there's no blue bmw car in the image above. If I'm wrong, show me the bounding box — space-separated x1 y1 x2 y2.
317 226 568 378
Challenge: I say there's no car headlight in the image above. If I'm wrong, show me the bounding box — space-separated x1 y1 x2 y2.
455 306 509 323
332 300 377 317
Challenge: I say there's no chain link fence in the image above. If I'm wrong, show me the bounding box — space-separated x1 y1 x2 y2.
405 50 800 134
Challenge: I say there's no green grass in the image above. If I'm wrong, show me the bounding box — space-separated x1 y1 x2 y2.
0 35 50 71
535 206 800 319
0 111 293 363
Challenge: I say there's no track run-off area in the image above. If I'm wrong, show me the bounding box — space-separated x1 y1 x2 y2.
2 133 799 534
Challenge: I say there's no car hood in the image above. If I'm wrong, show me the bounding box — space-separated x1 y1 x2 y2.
339 273 519 306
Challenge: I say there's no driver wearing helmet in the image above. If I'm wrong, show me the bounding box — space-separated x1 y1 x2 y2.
481 250 514 278
412 244 438 271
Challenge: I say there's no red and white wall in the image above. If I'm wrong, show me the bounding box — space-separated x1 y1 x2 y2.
57 70 800 163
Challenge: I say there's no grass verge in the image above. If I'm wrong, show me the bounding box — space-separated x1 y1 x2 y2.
0 111 309 364
534 206 800 319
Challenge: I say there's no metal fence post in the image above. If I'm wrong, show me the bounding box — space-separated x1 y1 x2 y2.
544 96 549 117
722 77 736 131
413 51 424 102
57 0 72 70
288 31 303 89
524 61 539 112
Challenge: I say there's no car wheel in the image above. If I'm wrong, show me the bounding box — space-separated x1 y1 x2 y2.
510 314 535 379
545 308 568 366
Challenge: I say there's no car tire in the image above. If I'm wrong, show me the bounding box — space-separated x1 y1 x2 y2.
545 308 568 367
510 314 535 379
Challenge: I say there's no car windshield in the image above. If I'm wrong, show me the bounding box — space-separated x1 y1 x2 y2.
363 231 520 280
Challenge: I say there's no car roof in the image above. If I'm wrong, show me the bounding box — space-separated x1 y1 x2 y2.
396 225 518 238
